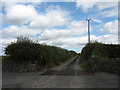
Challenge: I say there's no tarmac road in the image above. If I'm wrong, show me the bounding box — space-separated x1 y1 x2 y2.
0 58 2 89
2 56 119 88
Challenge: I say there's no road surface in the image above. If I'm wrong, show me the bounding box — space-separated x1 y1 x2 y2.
0 58 2 89
2 56 119 88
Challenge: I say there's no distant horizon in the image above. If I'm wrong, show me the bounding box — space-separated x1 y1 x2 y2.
0 0 119 55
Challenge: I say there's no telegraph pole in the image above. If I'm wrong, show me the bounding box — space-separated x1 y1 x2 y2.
86 18 91 43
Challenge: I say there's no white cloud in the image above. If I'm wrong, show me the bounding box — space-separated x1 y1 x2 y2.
96 2 117 11
75 0 119 2
0 1 2 12
30 5 70 29
2 1 17 9
69 20 87 35
0 13 2 29
97 34 118 44
100 8 118 17
4 3 71 28
93 19 102 23
0 38 16 48
39 29 71 40
6 4 37 25
2 0 74 2
100 20 118 34
0 38 17 55
39 20 88 40
38 36 88 51
76 2 96 12
0 37 18 55
76 0 117 12
2 25 42 39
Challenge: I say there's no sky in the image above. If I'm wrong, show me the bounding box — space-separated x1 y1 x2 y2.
0 0 119 55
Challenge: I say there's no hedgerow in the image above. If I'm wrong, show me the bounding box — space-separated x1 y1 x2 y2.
4 36 77 72
80 42 120 73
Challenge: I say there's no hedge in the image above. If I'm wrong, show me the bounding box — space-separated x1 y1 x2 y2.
4 36 77 72
80 42 120 73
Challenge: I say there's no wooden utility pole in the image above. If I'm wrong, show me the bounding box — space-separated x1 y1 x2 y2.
86 19 91 43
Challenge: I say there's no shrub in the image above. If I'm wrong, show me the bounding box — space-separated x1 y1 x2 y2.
5 36 41 62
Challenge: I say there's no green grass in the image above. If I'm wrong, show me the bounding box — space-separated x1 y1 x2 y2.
0 56 2 59
0 56 7 59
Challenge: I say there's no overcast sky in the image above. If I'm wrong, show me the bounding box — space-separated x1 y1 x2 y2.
0 0 119 55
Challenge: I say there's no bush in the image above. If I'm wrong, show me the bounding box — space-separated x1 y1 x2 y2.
5 36 41 62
